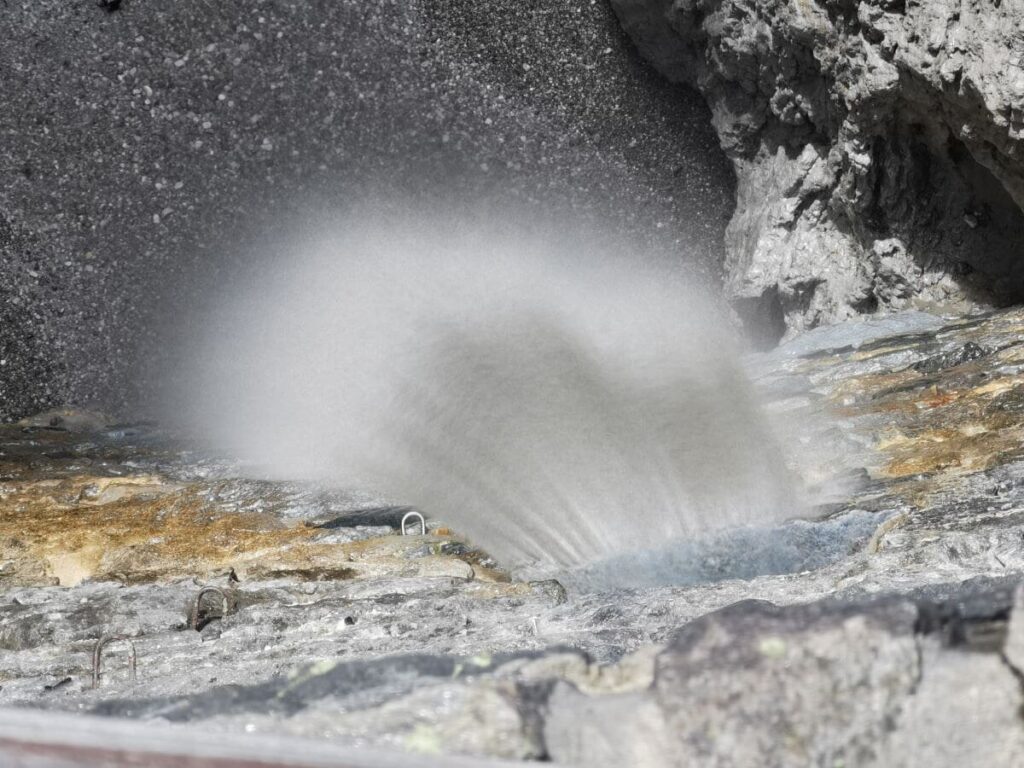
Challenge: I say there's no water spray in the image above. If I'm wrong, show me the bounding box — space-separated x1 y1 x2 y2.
173 204 801 588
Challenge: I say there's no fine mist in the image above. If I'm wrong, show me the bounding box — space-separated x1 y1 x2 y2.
172 205 800 587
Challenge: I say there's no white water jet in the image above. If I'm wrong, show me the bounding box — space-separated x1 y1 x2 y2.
175 205 800 586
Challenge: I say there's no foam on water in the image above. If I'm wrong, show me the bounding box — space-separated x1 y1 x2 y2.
174 206 802 587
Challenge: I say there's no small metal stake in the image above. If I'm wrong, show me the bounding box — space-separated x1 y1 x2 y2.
189 587 230 630
91 635 137 689
401 510 426 536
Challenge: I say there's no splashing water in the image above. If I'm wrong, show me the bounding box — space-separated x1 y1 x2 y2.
175 207 801 587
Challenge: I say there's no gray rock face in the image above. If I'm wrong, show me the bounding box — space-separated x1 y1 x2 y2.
612 0 1024 342
651 599 921 766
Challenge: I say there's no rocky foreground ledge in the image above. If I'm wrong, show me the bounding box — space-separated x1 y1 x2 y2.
6 309 1024 765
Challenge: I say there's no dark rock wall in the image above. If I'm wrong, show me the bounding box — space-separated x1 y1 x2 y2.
612 0 1024 342
0 0 733 420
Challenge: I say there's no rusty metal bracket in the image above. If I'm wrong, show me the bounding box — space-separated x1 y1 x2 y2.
91 635 137 689
189 586 230 630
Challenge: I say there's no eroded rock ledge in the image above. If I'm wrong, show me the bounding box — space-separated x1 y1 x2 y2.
612 0 1024 344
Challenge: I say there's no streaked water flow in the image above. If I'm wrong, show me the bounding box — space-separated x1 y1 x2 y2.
176 207 802 587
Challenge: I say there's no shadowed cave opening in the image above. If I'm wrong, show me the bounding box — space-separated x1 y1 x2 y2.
867 127 1024 307
732 125 1024 350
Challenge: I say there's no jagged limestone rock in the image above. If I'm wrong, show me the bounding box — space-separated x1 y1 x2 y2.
612 0 1024 341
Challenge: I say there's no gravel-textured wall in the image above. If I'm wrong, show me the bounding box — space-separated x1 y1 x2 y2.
613 0 1024 341
0 0 734 421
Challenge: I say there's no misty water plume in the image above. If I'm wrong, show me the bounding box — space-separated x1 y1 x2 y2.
175 205 802 588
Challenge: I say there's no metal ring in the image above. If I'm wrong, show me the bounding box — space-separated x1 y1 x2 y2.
189 587 230 630
91 635 137 689
400 510 426 536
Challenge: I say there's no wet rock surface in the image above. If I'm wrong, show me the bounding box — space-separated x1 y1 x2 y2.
612 0 1024 341
5 309 1024 763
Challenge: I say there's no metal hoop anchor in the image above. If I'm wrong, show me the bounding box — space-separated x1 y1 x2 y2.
189 586 230 630
401 510 426 536
91 635 137 689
